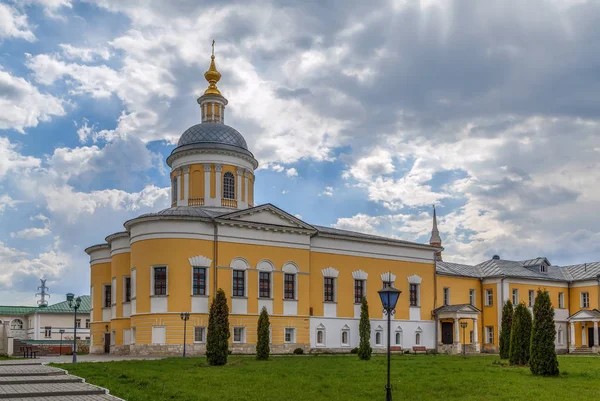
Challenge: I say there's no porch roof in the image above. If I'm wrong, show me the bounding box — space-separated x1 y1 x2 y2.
567 309 600 321
433 304 481 315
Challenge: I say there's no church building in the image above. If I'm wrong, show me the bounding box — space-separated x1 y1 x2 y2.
86 49 600 356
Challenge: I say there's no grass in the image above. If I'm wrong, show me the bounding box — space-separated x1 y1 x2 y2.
55 354 600 401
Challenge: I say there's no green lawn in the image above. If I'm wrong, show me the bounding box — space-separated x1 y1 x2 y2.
56 355 600 401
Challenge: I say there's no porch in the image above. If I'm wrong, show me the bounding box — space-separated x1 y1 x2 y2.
433 304 481 355
568 309 600 354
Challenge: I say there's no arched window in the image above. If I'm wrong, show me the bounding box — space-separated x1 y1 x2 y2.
415 333 421 345
395 332 401 345
395 327 403 346
375 331 382 345
317 330 324 345
223 172 235 199
11 319 23 330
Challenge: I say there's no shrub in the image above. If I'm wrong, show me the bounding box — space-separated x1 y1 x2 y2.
509 302 532 366
404 349 411 354
206 288 230 366
293 348 304 355
499 300 513 359
350 347 358 354
358 296 372 360
256 307 270 360
529 289 559 376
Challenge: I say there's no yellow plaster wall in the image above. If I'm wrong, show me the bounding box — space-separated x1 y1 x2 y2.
130 238 215 314
508 283 568 310
110 318 131 346
90 322 107 347
249 176 254 205
210 165 215 198
436 276 482 345
309 252 435 320
482 283 498 348
110 252 130 318
190 165 204 199
570 285 599 311
90 262 111 321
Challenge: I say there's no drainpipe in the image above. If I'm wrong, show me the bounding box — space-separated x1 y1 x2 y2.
567 280 571 353
213 221 218 297
479 278 484 351
433 256 438 349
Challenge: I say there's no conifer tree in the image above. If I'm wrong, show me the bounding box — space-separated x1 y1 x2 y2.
530 289 559 376
509 302 532 366
499 300 513 359
206 288 230 366
358 296 372 360
256 307 270 360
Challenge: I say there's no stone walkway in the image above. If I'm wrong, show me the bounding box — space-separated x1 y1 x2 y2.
0 360 122 400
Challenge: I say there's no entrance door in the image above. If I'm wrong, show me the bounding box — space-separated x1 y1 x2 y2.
588 328 595 347
104 333 111 353
442 322 453 345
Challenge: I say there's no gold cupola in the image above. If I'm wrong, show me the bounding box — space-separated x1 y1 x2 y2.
204 40 222 96
197 40 228 123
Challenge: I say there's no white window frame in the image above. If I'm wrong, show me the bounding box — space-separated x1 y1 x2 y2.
131 268 137 299
76 319 81 328
258 271 272 299
123 276 132 303
443 287 450 305
485 289 493 306
151 265 168 296
131 327 136 344
375 327 383 347
324 277 336 303
469 289 476 306
415 332 421 345
151 326 166 345
111 330 116 346
558 292 564 309
557 328 563 345
111 277 117 306
232 269 247 298
44 326 52 338
191 266 209 297
486 326 494 344
316 325 326 346
233 327 245 343
85 319 90 329
512 289 519 305
10 319 22 330
284 327 296 344
469 330 474 344
102 284 111 308
395 327 403 346
528 290 535 307
581 292 590 308
194 326 206 343
340 327 350 347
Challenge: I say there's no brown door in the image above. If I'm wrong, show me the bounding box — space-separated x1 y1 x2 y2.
104 333 111 353
588 328 595 347
442 322 453 345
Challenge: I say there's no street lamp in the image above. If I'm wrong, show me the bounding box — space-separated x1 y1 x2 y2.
378 283 401 401
460 321 468 357
180 312 190 358
66 293 82 363
59 329 65 356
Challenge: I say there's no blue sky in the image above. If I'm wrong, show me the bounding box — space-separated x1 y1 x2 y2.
1 0 600 305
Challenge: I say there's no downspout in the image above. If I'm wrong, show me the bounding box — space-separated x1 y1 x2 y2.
479 278 484 350
500 275 506 351
567 280 571 353
433 254 438 350
213 220 218 297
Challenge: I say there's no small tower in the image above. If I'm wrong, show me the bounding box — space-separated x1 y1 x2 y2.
429 205 443 261
36 278 50 307
198 39 228 123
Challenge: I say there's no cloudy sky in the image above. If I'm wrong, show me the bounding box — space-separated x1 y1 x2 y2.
0 0 599 305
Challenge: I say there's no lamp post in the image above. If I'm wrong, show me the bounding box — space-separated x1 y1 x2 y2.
66 293 82 363
378 283 401 401
59 329 65 356
460 321 468 357
180 312 190 358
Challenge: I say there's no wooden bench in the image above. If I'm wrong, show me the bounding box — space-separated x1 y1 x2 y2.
412 346 428 354
390 346 402 352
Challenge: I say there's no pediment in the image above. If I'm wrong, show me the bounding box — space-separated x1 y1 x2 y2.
568 309 600 321
217 204 315 231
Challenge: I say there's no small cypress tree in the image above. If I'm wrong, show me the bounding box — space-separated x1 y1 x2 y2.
206 288 230 366
499 300 513 359
509 302 532 366
358 296 372 360
256 307 270 360
530 290 559 376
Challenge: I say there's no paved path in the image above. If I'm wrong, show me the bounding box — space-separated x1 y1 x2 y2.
0 360 122 400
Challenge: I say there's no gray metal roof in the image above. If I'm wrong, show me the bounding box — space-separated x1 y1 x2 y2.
132 206 227 220
432 304 481 314
313 225 436 249
177 122 248 149
436 261 483 278
563 262 600 281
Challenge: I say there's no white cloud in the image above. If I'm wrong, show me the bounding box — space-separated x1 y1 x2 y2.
0 137 41 178
0 194 19 213
281 190 288 195
0 70 65 133
59 44 111 62
320 186 334 197
286 168 298 177
270 164 284 173
0 3 35 41
10 214 51 239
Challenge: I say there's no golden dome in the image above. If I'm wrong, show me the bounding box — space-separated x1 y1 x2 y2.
204 41 222 96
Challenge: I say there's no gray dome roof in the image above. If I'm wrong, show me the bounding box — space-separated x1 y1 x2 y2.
177 122 248 150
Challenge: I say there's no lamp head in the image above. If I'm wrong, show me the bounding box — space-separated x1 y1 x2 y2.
378 285 401 311
75 296 82 308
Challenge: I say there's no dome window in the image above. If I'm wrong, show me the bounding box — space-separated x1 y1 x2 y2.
223 172 235 200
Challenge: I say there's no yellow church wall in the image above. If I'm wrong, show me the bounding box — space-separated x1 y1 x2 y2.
110 252 130 318
90 322 106 347
570 284 599 312
210 165 215 198
508 283 568 309
130 238 215 314
436 275 482 345
90 262 111 319
309 251 435 320
190 165 204 199
481 283 498 348
110 318 131 346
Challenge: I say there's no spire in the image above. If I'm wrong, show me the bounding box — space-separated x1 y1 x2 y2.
429 205 443 261
204 39 222 96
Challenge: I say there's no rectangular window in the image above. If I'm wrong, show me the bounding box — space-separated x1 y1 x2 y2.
558 292 564 309
44 326 52 338
284 274 295 300
76 319 81 328
557 329 562 345
354 279 365 304
486 326 494 344
324 277 335 302
103 285 111 308
194 326 205 343
410 284 418 307
233 270 245 297
512 289 519 305
233 327 245 343
469 289 476 306
124 277 131 302
582 292 590 308
193 267 206 296
485 289 493 306
85 319 90 329
443 287 450 306
469 330 473 344
284 328 295 343
153 267 167 296
528 290 535 307
259 272 271 298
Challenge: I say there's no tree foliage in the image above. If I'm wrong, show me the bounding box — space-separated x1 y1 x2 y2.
358 296 372 360
499 300 513 359
256 307 271 360
206 288 230 366
530 289 559 376
509 302 532 366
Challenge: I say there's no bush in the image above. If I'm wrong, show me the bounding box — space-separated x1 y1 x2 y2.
529 289 559 376
404 349 411 354
509 302 532 366
206 288 230 366
499 300 513 359
293 348 304 355
350 347 358 354
358 296 372 360
256 307 270 360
